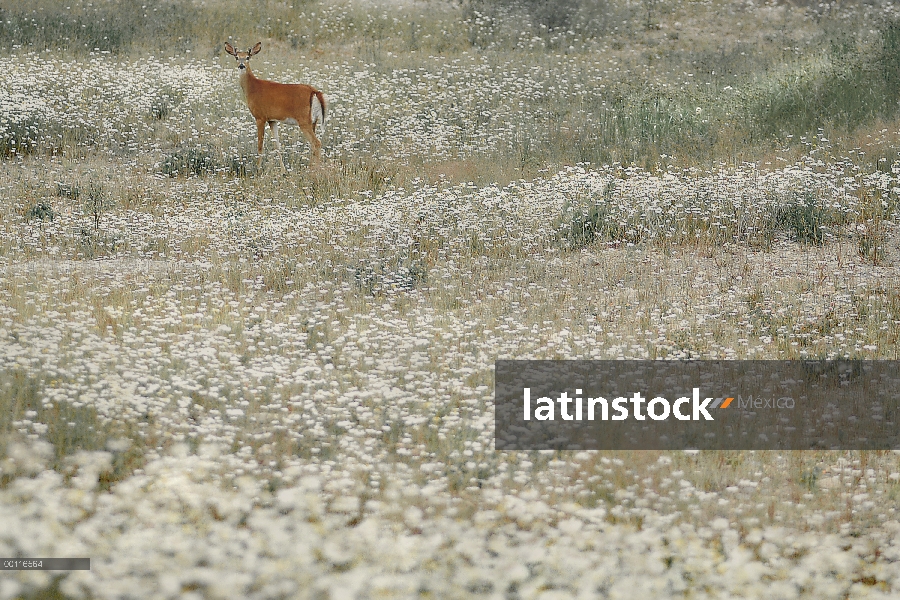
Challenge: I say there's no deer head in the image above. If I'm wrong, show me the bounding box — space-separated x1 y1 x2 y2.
224 42 261 71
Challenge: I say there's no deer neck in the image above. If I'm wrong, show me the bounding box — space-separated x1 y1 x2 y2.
238 66 257 96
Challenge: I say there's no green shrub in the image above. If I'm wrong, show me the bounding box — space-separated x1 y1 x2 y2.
83 181 114 230
772 193 839 246
161 147 217 177
25 202 54 222
558 204 615 250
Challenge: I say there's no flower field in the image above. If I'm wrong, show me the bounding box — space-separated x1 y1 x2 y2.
3 0 900 597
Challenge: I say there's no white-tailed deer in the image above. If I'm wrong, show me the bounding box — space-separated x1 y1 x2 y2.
224 42 325 171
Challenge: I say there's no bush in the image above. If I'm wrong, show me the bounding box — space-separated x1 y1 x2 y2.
558 204 615 250
772 193 839 246
161 148 217 177
83 181 113 230
25 201 54 222
161 148 259 178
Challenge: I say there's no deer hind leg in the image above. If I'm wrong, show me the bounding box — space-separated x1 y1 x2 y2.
255 119 267 169
268 121 286 172
300 123 322 164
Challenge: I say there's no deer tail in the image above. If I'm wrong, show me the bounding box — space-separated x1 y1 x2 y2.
311 91 326 136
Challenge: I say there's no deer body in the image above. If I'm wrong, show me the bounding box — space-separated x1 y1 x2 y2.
225 42 325 171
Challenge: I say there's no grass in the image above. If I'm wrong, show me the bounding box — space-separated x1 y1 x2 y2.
2 0 900 597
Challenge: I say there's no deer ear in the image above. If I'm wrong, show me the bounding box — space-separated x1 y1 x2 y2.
224 42 235 56
250 42 261 56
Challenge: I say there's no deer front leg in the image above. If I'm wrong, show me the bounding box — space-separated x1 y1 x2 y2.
256 118 266 168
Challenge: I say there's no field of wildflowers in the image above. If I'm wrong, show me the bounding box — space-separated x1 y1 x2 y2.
3 0 900 597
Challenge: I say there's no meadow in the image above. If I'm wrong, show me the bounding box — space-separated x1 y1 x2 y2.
3 0 900 597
